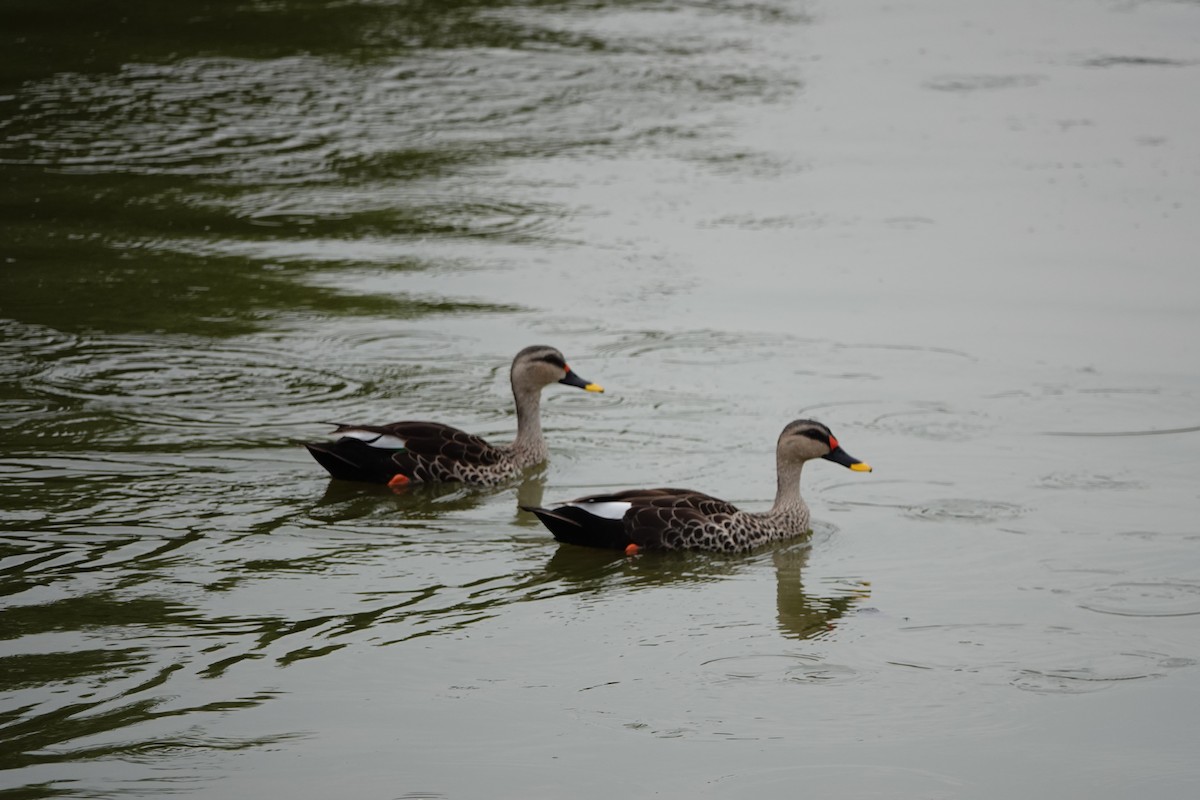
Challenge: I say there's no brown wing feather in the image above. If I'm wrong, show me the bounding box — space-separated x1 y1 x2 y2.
365 421 506 466
570 487 739 515
569 488 742 551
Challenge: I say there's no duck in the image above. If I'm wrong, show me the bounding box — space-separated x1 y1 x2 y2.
522 419 870 553
305 345 603 487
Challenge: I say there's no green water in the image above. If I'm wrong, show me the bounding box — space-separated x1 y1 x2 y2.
3 0 1200 797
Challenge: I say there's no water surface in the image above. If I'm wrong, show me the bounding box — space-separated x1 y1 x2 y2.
3 0 1199 797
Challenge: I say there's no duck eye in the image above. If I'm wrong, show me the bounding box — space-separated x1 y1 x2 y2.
539 354 566 369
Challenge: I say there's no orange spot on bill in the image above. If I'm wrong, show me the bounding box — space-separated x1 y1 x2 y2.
624 543 640 556
829 435 839 450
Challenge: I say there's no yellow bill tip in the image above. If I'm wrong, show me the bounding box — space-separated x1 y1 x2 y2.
584 383 605 393
850 462 873 472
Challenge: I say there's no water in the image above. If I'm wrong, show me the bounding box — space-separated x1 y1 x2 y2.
2 0 1199 796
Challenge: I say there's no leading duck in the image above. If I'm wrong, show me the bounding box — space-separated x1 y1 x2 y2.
523 419 871 553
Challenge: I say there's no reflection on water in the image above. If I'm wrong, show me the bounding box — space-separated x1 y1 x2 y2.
542 531 868 641
772 544 868 640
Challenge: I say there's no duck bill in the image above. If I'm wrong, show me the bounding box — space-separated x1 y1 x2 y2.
824 446 872 472
559 368 604 393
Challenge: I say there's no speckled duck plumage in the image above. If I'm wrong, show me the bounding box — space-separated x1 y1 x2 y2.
522 420 871 552
305 345 603 487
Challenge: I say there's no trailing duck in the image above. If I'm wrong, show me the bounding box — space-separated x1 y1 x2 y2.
306 345 603 487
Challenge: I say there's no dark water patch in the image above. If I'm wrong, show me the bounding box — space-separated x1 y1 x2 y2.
924 73 1045 92
1 58 346 179
0 469 319 567
332 147 485 182
1 170 250 245
712 0 816 26
0 0 611 88
237 194 564 242
0 321 79 370
0 238 476 340
408 196 563 241
3 15 795 182
0 663 290 773
0 470 169 539
0 528 204 595
687 146 804 177
0 323 79 439
216 184 567 242
0 782 75 800
0 169 530 333
0 648 146 692
1082 55 1194 68
703 211 832 230
0 594 195 640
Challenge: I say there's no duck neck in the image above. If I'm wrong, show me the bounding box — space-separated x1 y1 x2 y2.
511 385 548 462
770 456 807 517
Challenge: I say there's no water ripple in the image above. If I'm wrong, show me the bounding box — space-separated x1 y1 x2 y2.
903 498 1026 524
988 385 1199 439
1011 651 1179 694
866 405 995 442
1037 472 1146 491
30 336 360 439
594 328 817 365
236 189 564 242
700 653 858 686
3 19 799 183
1078 582 1200 618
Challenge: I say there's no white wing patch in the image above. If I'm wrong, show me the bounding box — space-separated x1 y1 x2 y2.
338 430 407 450
569 501 632 520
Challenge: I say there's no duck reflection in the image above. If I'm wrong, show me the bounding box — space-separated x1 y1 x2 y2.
540 536 870 642
771 545 868 640
310 468 548 523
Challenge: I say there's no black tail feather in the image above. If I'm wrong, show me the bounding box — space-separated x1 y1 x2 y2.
305 439 399 484
521 505 632 550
